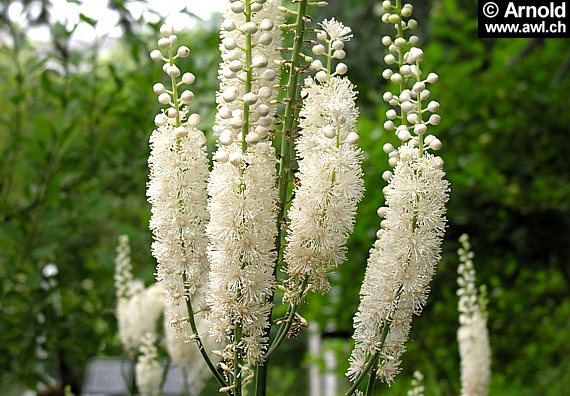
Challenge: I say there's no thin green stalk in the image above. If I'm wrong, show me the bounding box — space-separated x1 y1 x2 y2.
255 1 309 395
182 274 230 394
365 365 378 396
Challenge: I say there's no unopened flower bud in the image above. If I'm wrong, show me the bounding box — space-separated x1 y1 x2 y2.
406 113 419 124
166 108 178 118
394 37 406 47
382 1 392 11
427 101 440 112
316 71 328 83
401 101 414 113
312 44 325 56
346 132 359 145
160 24 173 37
243 92 258 105
397 129 411 141
168 35 177 45
174 126 188 138
426 73 439 84
390 73 403 84
323 125 336 138
386 109 397 120
228 60 243 72
430 138 442 150
258 33 273 45
223 88 237 103
167 65 180 77
332 40 344 50
384 54 396 65
311 59 324 70
336 63 348 75
383 143 395 153
261 69 277 80
153 83 166 94
252 55 268 68
388 157 398 167
409 35 419 45
429 114 441 125
414 123 427 135
259 19 274 31
230 2 244 13
384 120 395 131
154 113 168 126
382 170 393 181
382 69 393 80
333 50 346 60
158 92 171 105
258 86 272 99
222 19 236 31
177 46 190 58
381 36 392 46
412 82 425 93
150 49 163 61
408 47 424 62
214 150 229 163
383 92 393 102
219 130 234 146
245 132 260 145
241 22 258 34
401 4 413 17
223 38 237 51
388 14 401 24
158 37 171 48
408 19 418 29
188 113 201 127
182 72 195 84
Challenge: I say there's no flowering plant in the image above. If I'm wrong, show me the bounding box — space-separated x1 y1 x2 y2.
143 0 449 394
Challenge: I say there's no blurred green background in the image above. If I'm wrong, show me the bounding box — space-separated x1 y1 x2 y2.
1 0 569 395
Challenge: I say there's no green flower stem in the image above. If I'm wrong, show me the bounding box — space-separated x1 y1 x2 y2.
168 48 181 127
365 363 379 396
182 273 231 394
254 1 309 395
265 276 309 359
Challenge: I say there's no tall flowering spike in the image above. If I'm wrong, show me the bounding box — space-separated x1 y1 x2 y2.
114 236 165 352
285 19 364 296
147 25 210 305
207 0 283 367
457 234 491 396
114 235 135 301
135 332 163 396
348 1 449 387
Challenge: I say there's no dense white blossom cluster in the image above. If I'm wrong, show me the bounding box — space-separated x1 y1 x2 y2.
457 234 491 396
347 1 449 386
147 26 210 305
135 332 163 396
206 0 283 365
348 145 449 383
284 75 364 294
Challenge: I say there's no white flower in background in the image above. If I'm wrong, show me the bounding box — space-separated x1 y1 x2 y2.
136 332 163 396
407 370 425 396
284 76 364 294
117 283 165 352
206 0 283 365
114 235 165 352
348 144 449 384
457 234 491 396
147 25 210 306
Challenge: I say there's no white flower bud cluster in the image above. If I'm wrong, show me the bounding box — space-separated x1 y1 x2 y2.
310 18 353 83
348 145 449 384
147 25 210 306
457 234 491 396
206 0 283 366
379 2 442 158
212 0 283 162
150 25 199 134
284 75 364 295
135 332 163 396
